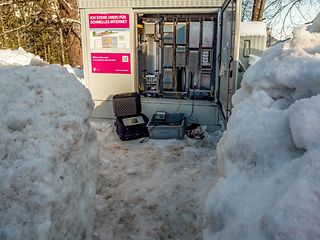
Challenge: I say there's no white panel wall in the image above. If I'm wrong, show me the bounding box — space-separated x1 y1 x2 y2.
239 35 267 69
80 8 136 104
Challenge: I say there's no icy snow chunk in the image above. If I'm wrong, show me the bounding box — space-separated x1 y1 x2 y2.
30 56 49 67
0 48 43 66
248 54 261 66
64 64 85 84
218 90 298 174
0 63 98 239
6 117 32 131
290 26 320 54
261 150 320 240
241 23 320 105
289 95 320 150
205 151 320 240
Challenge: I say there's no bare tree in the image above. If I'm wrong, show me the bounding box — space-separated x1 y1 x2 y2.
242 0 254 21
264 0 320 38
242 0 320 39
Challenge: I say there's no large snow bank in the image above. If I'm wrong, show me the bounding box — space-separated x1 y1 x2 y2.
240 21 267 37
204 12 320 240
0 51 98 239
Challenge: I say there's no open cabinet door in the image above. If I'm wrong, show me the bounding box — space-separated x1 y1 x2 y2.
217 0 241 120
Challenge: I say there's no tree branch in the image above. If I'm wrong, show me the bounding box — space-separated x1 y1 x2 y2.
0 21 33 36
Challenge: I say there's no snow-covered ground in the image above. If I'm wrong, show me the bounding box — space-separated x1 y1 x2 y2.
91 121 220 240
204 12 320 240
0 49 98 239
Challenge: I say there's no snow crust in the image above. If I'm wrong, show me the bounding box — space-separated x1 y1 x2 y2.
240 21 267 37
205 12 320 240
0 50 98 239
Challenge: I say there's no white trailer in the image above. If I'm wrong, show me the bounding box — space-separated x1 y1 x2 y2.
79 0 242 130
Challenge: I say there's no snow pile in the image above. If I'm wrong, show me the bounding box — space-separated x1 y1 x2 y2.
64 64 84 82
0 48 47 66
0 61 98 238
240 21 267 37
0 48 84 82
248 54 261 66
204 13 320 240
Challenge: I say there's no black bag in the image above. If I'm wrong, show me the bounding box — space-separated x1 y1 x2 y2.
112 92 149 141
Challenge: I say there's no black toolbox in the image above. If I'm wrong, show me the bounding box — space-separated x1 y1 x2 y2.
112 92 149 141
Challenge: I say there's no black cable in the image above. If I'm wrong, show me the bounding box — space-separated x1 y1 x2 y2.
139 123 159 143
140 135 150 143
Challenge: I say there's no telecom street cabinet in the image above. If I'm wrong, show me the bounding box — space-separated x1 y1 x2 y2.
79 0 242 126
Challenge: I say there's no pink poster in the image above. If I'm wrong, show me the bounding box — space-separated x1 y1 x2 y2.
89 14 130 29
91 53 131 74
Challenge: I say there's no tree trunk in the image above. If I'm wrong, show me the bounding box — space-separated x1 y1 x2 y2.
48 45 51 62
59 0 82 67
59 27 65 65
67 25 82 67
17 30 21 47
251 0 266 21
258 0 266 21
0 9 5 47
44 43 48 62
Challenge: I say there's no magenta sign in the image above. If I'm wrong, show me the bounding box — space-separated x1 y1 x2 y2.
89 14 130 29
91 53 131 74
